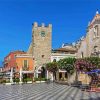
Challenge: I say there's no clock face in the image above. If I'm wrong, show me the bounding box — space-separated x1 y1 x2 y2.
41 31 45 37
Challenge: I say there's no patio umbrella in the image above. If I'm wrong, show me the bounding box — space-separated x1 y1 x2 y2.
91 69 100 73
85 69 100 74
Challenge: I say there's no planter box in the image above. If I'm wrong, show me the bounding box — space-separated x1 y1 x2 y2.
35 81 46 83
36 81 41 83
40 81 45 83
5 83 11 85
27 81 32 84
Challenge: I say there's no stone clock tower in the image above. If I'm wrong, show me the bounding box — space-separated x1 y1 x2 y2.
28 22 52 69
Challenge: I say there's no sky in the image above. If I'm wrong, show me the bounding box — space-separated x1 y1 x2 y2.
0 0 100 62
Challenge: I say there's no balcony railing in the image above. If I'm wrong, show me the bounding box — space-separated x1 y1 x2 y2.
22 67 29 71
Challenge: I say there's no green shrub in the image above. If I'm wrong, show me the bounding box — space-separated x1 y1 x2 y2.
41 78 47 81
13 78 20 83
0 80 6 83
15 78 20 83
34 78 47 81
23 78 27 82
6 80 10 83
22 78 33 82
34 78 40 81
26 78 32 81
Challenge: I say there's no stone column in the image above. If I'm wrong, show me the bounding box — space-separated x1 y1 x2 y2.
10 68 13 84
35 70 38 78
62 72 65 79
56 70 59 81
36 71 38 78
46 70 49 79
50 73 53 81
19 68 22 84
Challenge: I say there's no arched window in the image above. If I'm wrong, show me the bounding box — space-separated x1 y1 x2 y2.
94 25 98 37
81 52 84 58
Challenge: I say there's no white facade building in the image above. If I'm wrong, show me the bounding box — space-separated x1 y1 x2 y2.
51 44 77 62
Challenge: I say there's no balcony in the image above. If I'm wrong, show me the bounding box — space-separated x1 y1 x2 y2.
22 67 29 71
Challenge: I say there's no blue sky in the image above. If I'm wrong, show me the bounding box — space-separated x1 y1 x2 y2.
0 0 100 61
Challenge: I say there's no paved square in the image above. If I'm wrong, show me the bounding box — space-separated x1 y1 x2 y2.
0 83 100 100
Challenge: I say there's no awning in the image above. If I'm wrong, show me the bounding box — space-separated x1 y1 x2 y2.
86 69 100 74
59 69 67 73
22 71 34 74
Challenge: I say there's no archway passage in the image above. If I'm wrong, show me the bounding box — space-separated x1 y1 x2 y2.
41 67 46 78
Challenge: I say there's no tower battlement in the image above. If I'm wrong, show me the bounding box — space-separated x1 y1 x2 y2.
33 22 52 28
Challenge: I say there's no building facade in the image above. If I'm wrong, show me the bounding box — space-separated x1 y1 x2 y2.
3 51 26 72
3 51 34 83
51 43 77 62
77 11 100 58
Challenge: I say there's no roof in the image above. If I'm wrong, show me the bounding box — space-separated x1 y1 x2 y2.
4 50 26 59
11 50 26 54
89 13 100 27
53 47 77 52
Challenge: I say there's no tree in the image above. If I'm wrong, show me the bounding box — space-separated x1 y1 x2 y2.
85 57 100 69
75 57 100 72
46 62 58 80
58 58 76 83
58 58 76 74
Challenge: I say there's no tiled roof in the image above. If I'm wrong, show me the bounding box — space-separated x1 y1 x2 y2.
54 47 77 52
4 50 26 59
12 50 26 54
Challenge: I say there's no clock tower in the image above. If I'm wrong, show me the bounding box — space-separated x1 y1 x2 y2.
28 22 52 69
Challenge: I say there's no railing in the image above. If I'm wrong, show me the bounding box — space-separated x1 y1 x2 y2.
22 67 29 71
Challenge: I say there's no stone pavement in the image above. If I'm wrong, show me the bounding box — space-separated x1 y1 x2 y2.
0 83 100 100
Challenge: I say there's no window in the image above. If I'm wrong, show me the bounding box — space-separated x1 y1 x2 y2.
23 60 28 68
81 52 84 58
94 25 98 37
14 55 16 59
42 55 44 58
